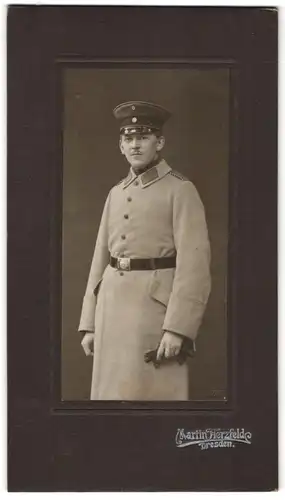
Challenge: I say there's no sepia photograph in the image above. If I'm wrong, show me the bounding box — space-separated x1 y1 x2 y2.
8 6 277 491
61 66 230 402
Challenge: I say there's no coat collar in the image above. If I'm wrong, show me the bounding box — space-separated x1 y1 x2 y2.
123 159 172 189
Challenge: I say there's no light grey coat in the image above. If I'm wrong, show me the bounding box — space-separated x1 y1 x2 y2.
79 159 211 400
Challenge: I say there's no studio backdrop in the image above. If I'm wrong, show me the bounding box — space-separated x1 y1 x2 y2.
61 66 230 401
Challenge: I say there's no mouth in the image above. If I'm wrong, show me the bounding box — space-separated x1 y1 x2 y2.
131 153 142 156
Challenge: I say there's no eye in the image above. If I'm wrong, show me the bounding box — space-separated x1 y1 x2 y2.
142 136 149 140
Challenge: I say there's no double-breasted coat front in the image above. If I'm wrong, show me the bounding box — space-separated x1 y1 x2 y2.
78 159 211 400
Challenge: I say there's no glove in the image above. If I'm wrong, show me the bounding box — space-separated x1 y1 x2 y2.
144 337 195 368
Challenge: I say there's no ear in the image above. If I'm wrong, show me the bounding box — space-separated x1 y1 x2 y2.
156 136 165 152
119 137 124 155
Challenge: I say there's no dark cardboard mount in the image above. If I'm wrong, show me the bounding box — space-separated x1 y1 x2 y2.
8 6 278 491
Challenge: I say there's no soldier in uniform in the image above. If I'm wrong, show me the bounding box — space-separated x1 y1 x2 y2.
79 101 211 400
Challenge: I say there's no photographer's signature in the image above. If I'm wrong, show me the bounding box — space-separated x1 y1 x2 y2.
175 428 252 450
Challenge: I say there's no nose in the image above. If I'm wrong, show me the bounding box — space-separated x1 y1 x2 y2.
130 137 141 148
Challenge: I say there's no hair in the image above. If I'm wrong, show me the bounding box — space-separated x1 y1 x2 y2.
154 130 164 138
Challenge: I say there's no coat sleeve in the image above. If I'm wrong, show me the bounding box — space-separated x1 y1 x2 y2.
162 181 211 340
78 192 111 332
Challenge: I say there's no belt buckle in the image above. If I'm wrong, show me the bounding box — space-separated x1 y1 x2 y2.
117 257 131 271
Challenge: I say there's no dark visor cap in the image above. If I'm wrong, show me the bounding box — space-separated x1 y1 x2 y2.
113 100 171 135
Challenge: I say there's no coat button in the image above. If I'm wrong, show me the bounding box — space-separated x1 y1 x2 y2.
134 181 139 186
127 197 132 202
124 214 129 219
121 235 126 240
120 272 124 276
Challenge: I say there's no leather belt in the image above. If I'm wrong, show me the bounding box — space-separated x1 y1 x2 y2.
110 256 176 271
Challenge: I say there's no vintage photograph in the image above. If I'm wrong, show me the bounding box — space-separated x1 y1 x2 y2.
8 6 277 491
61 66 230 402
61 66 230 401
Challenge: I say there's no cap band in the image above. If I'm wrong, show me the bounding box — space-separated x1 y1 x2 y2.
121 125 161 135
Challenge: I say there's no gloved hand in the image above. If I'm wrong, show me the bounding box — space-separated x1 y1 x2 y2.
144 336 195 368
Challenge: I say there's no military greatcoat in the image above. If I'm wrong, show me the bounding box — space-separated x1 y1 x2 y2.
79 159 211 400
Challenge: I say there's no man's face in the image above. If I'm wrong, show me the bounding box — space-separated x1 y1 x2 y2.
120 133 165 169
